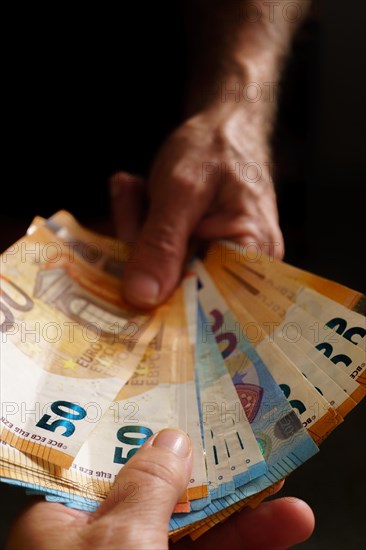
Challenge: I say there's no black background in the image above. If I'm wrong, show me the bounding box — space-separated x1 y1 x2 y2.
1 1 365 548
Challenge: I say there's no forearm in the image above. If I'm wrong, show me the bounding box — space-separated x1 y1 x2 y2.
185 0 311 129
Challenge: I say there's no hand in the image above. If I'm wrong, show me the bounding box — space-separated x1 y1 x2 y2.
6 429 314 550
111 107 284 308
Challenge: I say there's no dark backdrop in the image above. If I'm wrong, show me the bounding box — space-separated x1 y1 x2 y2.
1 1 365 548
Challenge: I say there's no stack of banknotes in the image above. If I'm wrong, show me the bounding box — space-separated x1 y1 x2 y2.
0 211 365 541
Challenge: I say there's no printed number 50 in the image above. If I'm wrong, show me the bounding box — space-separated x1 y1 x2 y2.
36 401 87 437
114 425 153 465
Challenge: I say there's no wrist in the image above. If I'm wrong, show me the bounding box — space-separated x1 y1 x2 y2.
185 58 280 135
186 80 276 147
184 105 272 163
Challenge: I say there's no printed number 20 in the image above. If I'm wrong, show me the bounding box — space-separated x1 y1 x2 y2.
113 425 153 465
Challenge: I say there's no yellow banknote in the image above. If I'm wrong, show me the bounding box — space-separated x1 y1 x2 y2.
0 280 208 509
1 223 161 468
42 210 130 279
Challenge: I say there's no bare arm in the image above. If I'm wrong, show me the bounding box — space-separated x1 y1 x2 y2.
185 0 311 126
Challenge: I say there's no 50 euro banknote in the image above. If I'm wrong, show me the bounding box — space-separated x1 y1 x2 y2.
0 276 208 510
0 220 162 468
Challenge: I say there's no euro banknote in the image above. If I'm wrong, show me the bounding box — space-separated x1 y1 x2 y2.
1 215 365 542
198 268 343 444
1 279 208 511
0 221 162 467
204 246 366 391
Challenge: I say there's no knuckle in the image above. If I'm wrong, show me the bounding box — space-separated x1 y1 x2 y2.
170 168 199 194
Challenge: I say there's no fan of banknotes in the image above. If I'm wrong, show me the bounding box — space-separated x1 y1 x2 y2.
0 211 365 541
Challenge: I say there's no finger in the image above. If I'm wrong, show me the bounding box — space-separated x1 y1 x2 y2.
90 429 192 549
195 213 285 259
109 172 147 243
239 234 285 261
123 182 204 308
176 497 315 550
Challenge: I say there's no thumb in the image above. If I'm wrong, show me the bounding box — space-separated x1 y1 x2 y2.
95 429 192 549
122 184 202 308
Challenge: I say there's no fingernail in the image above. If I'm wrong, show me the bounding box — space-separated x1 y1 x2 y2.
153 429 191 458
124 270 160 305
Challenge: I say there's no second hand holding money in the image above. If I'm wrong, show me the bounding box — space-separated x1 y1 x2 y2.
6 429 314 550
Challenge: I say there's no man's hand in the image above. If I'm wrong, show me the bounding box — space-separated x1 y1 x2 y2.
6 429 314 550
113 106 283 308
112 1 310 308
